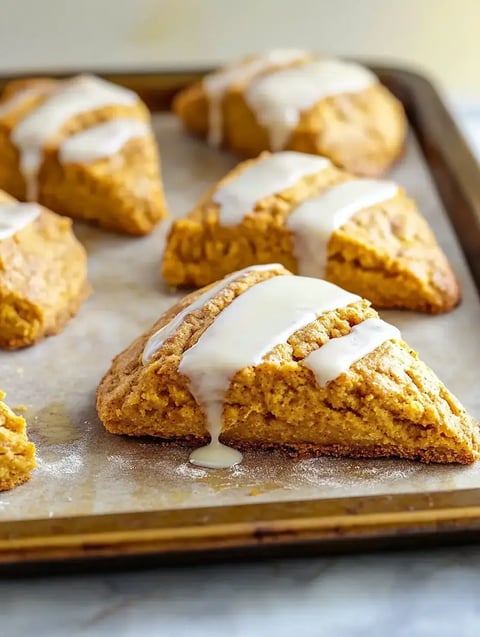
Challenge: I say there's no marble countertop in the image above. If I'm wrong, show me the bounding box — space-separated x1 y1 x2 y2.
3 547 480 636
3 104 480 637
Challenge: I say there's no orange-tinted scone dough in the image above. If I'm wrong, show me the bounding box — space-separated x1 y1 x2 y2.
0 190 89 349
162 153 460 314
174 51 407 176
0 392 36 491
97 266 479 464
0 75 168 235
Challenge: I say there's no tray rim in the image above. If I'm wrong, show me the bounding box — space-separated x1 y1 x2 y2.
1 63 480 572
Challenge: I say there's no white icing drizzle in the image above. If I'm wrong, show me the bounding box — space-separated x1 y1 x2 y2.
246 59 376 151
0 85 52 118
287 179 398 277
204 49 309 147
179 275 359 469
59 118 149 164
142 264 278 365
213 151 330 227
0 202 40 240
11 75 138 201
303 318 400 387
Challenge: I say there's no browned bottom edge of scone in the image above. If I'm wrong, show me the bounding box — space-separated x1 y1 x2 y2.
113 431 477 465
0 471 31 492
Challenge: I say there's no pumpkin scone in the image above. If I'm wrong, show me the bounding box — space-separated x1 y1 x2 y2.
0 392 36 491
162 151 460 314
97 265 479 468
173 50 407 176
0 74 168 235
0 189 89 349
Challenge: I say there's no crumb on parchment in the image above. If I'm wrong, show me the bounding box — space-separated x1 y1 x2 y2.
12 405 28 413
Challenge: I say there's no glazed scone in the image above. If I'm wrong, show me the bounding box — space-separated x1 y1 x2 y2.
0 392 36 491
174 50 407 176
162 151 460 314
0 190 89 349
0 74 168 235
97 265 479 466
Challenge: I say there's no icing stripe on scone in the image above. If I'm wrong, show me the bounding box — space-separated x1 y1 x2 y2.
0 85 53 118
205 49 309 147
59 118 149 164
287 179 398 277
213 151 330 226
246 59 376 151
11 75 138 201
179 275 359 468
303 318 400 386
143 264 279 364
0 202 40 240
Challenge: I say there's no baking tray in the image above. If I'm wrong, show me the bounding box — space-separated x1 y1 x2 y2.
1 65 480 575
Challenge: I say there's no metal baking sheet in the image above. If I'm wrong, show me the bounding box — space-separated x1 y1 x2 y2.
1 114 479 522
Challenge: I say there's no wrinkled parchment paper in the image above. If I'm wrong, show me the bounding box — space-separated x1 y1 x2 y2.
1 115 479 521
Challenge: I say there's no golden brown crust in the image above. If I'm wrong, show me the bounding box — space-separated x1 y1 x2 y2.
97 266 479 465
0 472 31 491
173 58 407 176
0 392 36 491
0 190 90 349
0 77 168 235
162 153 460 313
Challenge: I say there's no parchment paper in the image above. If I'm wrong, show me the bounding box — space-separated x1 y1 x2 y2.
1 115 479 521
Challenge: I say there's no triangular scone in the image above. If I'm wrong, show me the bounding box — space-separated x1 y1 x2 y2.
0 189 89 349
97 265 479 466
0 392 36 491
162 151 460 314
174 50 406 176
0 74 168 235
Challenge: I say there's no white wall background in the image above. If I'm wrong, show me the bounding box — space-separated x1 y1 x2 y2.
0 0 478 93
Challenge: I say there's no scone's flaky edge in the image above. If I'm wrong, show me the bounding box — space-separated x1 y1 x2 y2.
0 392 36 491
0 472 31 491
0 279 90 350
97 266 479 464
161 154 460 314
